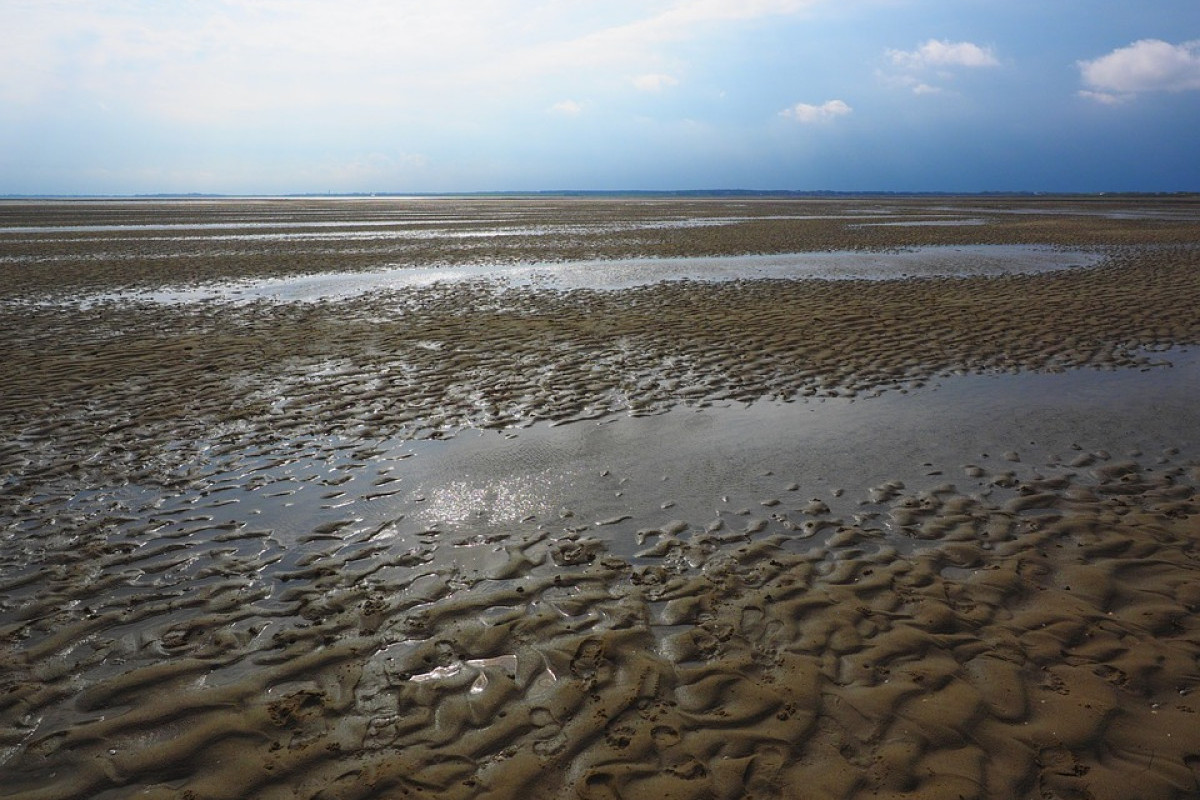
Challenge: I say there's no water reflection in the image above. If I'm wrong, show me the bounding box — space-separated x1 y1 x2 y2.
70 244 1104 306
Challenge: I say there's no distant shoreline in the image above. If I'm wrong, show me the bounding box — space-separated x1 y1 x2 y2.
3 189 1200 201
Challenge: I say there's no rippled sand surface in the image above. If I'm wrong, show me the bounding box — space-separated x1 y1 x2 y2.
2 196 1200 799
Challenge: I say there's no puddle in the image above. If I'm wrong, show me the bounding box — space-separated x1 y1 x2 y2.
380 347 1197 555
51 345 1185 575
69 245 1104 306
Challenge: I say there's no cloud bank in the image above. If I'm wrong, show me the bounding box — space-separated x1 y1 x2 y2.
0 0 820 122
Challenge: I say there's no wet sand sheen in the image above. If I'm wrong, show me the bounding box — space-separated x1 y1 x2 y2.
1 197 1199 799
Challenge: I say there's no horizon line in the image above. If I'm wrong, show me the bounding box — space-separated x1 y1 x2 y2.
3 189 1199 200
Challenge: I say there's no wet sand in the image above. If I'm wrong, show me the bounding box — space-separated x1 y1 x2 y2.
1 196 1199 799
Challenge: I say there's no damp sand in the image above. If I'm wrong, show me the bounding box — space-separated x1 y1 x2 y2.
1 197 1200 799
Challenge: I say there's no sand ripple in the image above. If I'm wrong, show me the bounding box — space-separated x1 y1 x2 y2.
2 197 1199 798
2 454 1198 798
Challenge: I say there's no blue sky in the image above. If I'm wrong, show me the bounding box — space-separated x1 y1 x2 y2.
2 0 1199 194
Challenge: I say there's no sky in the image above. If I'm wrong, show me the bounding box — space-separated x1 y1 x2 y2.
2 0 1199 195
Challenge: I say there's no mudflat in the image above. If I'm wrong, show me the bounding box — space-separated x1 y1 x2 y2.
1 196 1199 799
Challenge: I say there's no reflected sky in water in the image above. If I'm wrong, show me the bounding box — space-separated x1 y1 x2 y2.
72 245 1104 306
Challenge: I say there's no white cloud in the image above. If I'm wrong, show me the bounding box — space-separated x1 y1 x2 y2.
780 99 852 123
880 73 944 95
549 99 585 116
633 73 679 91
1078 39 1200 102
1077 90 1125 105
887 39 999 70
881 39 998 95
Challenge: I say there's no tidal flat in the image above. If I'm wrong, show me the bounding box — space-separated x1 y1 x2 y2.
1 195 1199 799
